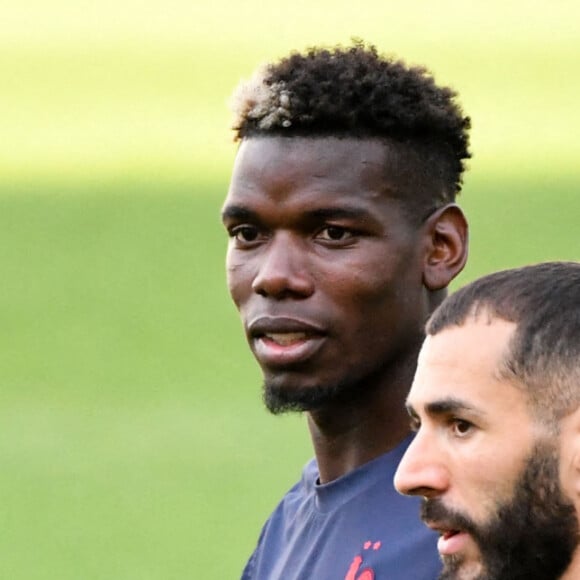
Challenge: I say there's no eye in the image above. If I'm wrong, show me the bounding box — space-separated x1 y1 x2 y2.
317 226 353 241
451 418 473 437
230 225 260 243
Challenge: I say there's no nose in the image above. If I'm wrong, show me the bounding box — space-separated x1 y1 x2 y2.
251 232 315 299
394 430 450 499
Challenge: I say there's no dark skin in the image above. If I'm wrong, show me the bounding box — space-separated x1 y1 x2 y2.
306 360 418 482
222 136 468 483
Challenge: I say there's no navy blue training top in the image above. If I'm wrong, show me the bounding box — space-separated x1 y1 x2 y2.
241 435 440 579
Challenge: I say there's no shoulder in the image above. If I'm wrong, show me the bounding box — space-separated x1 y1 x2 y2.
241 459 318 579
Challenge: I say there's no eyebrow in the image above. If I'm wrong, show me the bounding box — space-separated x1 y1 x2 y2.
221 204 379 225
407 397 486 419
221 205 259 223
306 206 376 221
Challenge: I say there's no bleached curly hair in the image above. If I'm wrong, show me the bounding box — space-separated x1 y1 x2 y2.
230 41 471 208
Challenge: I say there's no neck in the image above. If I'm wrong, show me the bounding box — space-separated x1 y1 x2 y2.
307 354 416 483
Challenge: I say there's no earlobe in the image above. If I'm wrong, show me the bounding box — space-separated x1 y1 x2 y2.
422 204 469 291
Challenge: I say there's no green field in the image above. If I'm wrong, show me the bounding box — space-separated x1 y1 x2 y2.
2 1 580 578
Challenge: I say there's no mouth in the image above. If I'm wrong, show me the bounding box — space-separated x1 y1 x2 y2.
440 528 461 541
262 332 310 346
248 317 326 367
426 522 469 556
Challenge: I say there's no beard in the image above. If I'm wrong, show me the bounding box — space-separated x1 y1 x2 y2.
263 377 372 414
260 325 424 415
422 442 579 580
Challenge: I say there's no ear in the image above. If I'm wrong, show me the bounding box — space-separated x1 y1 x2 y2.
421 204 468 291
558 406 580 509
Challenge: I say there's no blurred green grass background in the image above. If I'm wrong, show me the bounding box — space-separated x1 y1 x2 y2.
2 1 579 578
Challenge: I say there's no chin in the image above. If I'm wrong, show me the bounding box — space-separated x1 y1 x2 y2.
262 377 365 415
440 558 484 580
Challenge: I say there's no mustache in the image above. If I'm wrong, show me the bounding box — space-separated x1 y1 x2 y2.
421 498 479 537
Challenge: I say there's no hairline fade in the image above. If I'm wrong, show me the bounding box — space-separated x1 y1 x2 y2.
229 41 471 219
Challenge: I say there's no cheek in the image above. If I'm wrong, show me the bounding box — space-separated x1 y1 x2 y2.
350 243 422 298
225 256 252 307
335 258 402 297
326 273 394 325
340 265 423 326
464 455 527 518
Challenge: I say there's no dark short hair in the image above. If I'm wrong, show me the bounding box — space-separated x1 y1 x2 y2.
230 41 471 218
427 262 580 425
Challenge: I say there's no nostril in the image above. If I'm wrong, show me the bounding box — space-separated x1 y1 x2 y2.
252 271 290 298
252 268 314 299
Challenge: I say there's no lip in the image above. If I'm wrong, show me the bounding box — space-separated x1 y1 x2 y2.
248 316 325 336
248 316 327 367
437 529 470 556
425 521 470 556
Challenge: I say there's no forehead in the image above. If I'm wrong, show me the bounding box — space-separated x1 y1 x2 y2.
226 136 396 201
409 317 522 412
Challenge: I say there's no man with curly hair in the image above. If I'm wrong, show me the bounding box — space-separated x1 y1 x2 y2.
221 41 471 579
